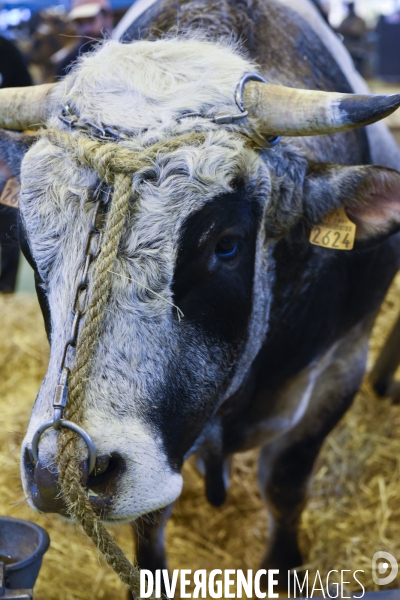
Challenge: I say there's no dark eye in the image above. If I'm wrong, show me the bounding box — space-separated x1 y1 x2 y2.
215 237 238 259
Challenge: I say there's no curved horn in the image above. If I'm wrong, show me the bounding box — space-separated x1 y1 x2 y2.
0 83 55 131
243 81 400 137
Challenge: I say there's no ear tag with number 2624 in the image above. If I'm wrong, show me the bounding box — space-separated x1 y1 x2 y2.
309 207 356 250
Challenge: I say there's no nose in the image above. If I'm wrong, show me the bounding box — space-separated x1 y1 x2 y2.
23 447 125 515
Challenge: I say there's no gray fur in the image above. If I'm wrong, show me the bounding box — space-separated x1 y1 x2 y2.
0 130 36 177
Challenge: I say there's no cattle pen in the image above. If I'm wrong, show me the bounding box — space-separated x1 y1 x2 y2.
1 270 400 600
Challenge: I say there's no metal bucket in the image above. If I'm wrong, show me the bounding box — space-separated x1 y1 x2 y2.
0 516 50 599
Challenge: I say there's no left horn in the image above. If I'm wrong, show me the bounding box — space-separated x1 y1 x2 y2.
243 82 400 137
0 83 55 131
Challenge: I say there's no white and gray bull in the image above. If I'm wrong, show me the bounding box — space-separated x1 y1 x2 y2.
1 0 400 589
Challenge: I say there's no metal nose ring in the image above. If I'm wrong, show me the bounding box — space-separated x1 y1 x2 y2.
31 419 97 475
30 367 97 475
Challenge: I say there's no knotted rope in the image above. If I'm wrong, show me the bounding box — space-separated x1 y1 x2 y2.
43 127 208 598
46 128 208 184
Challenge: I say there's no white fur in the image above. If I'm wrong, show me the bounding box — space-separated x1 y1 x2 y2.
52 38 255 140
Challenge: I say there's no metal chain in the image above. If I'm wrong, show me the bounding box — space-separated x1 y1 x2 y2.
31 184 110 474
59 104 129 142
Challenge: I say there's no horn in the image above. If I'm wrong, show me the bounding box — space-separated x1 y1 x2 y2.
0 83 55 131
241 75 400 138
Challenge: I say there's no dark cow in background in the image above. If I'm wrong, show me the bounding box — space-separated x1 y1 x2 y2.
0 0 400 592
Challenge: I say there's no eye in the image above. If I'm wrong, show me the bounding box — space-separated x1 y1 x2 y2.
215 237 238 259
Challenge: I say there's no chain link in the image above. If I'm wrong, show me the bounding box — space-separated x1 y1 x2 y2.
31 184 110 473
59 104 128 142
56 185 109 423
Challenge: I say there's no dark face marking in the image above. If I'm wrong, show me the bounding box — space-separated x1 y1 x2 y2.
143 189 262 466
172 189 261 344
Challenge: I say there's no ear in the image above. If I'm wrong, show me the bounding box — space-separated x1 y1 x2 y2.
0 129 36 180
304 161 400 248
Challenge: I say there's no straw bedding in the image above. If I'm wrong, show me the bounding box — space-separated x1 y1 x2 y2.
1 274 400 599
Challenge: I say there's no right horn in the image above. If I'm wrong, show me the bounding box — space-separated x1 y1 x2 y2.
0 83 55 131
241 76 400 138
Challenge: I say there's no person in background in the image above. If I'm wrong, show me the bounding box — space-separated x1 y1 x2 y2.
337 2 367 74
56 0 113 78
0 37 31 294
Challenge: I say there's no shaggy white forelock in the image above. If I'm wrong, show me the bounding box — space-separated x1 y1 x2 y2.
51 38 257 138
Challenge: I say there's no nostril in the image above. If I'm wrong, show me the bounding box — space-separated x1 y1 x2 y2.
24 448 67 514
87 453 125 498
23 446 124 515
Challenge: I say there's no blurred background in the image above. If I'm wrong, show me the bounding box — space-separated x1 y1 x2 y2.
2 0 400 87
318 0 400 81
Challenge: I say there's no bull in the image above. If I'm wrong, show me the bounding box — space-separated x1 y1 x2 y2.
1 0 400 591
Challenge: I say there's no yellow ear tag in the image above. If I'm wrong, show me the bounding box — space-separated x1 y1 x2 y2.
309 207 356 250
0 177 20 209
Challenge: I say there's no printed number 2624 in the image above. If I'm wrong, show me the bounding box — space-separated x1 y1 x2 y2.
311 227 351 249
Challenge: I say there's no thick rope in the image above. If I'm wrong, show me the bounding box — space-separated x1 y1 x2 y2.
55 170 145 597
46 128 208 184
46 127 208 598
